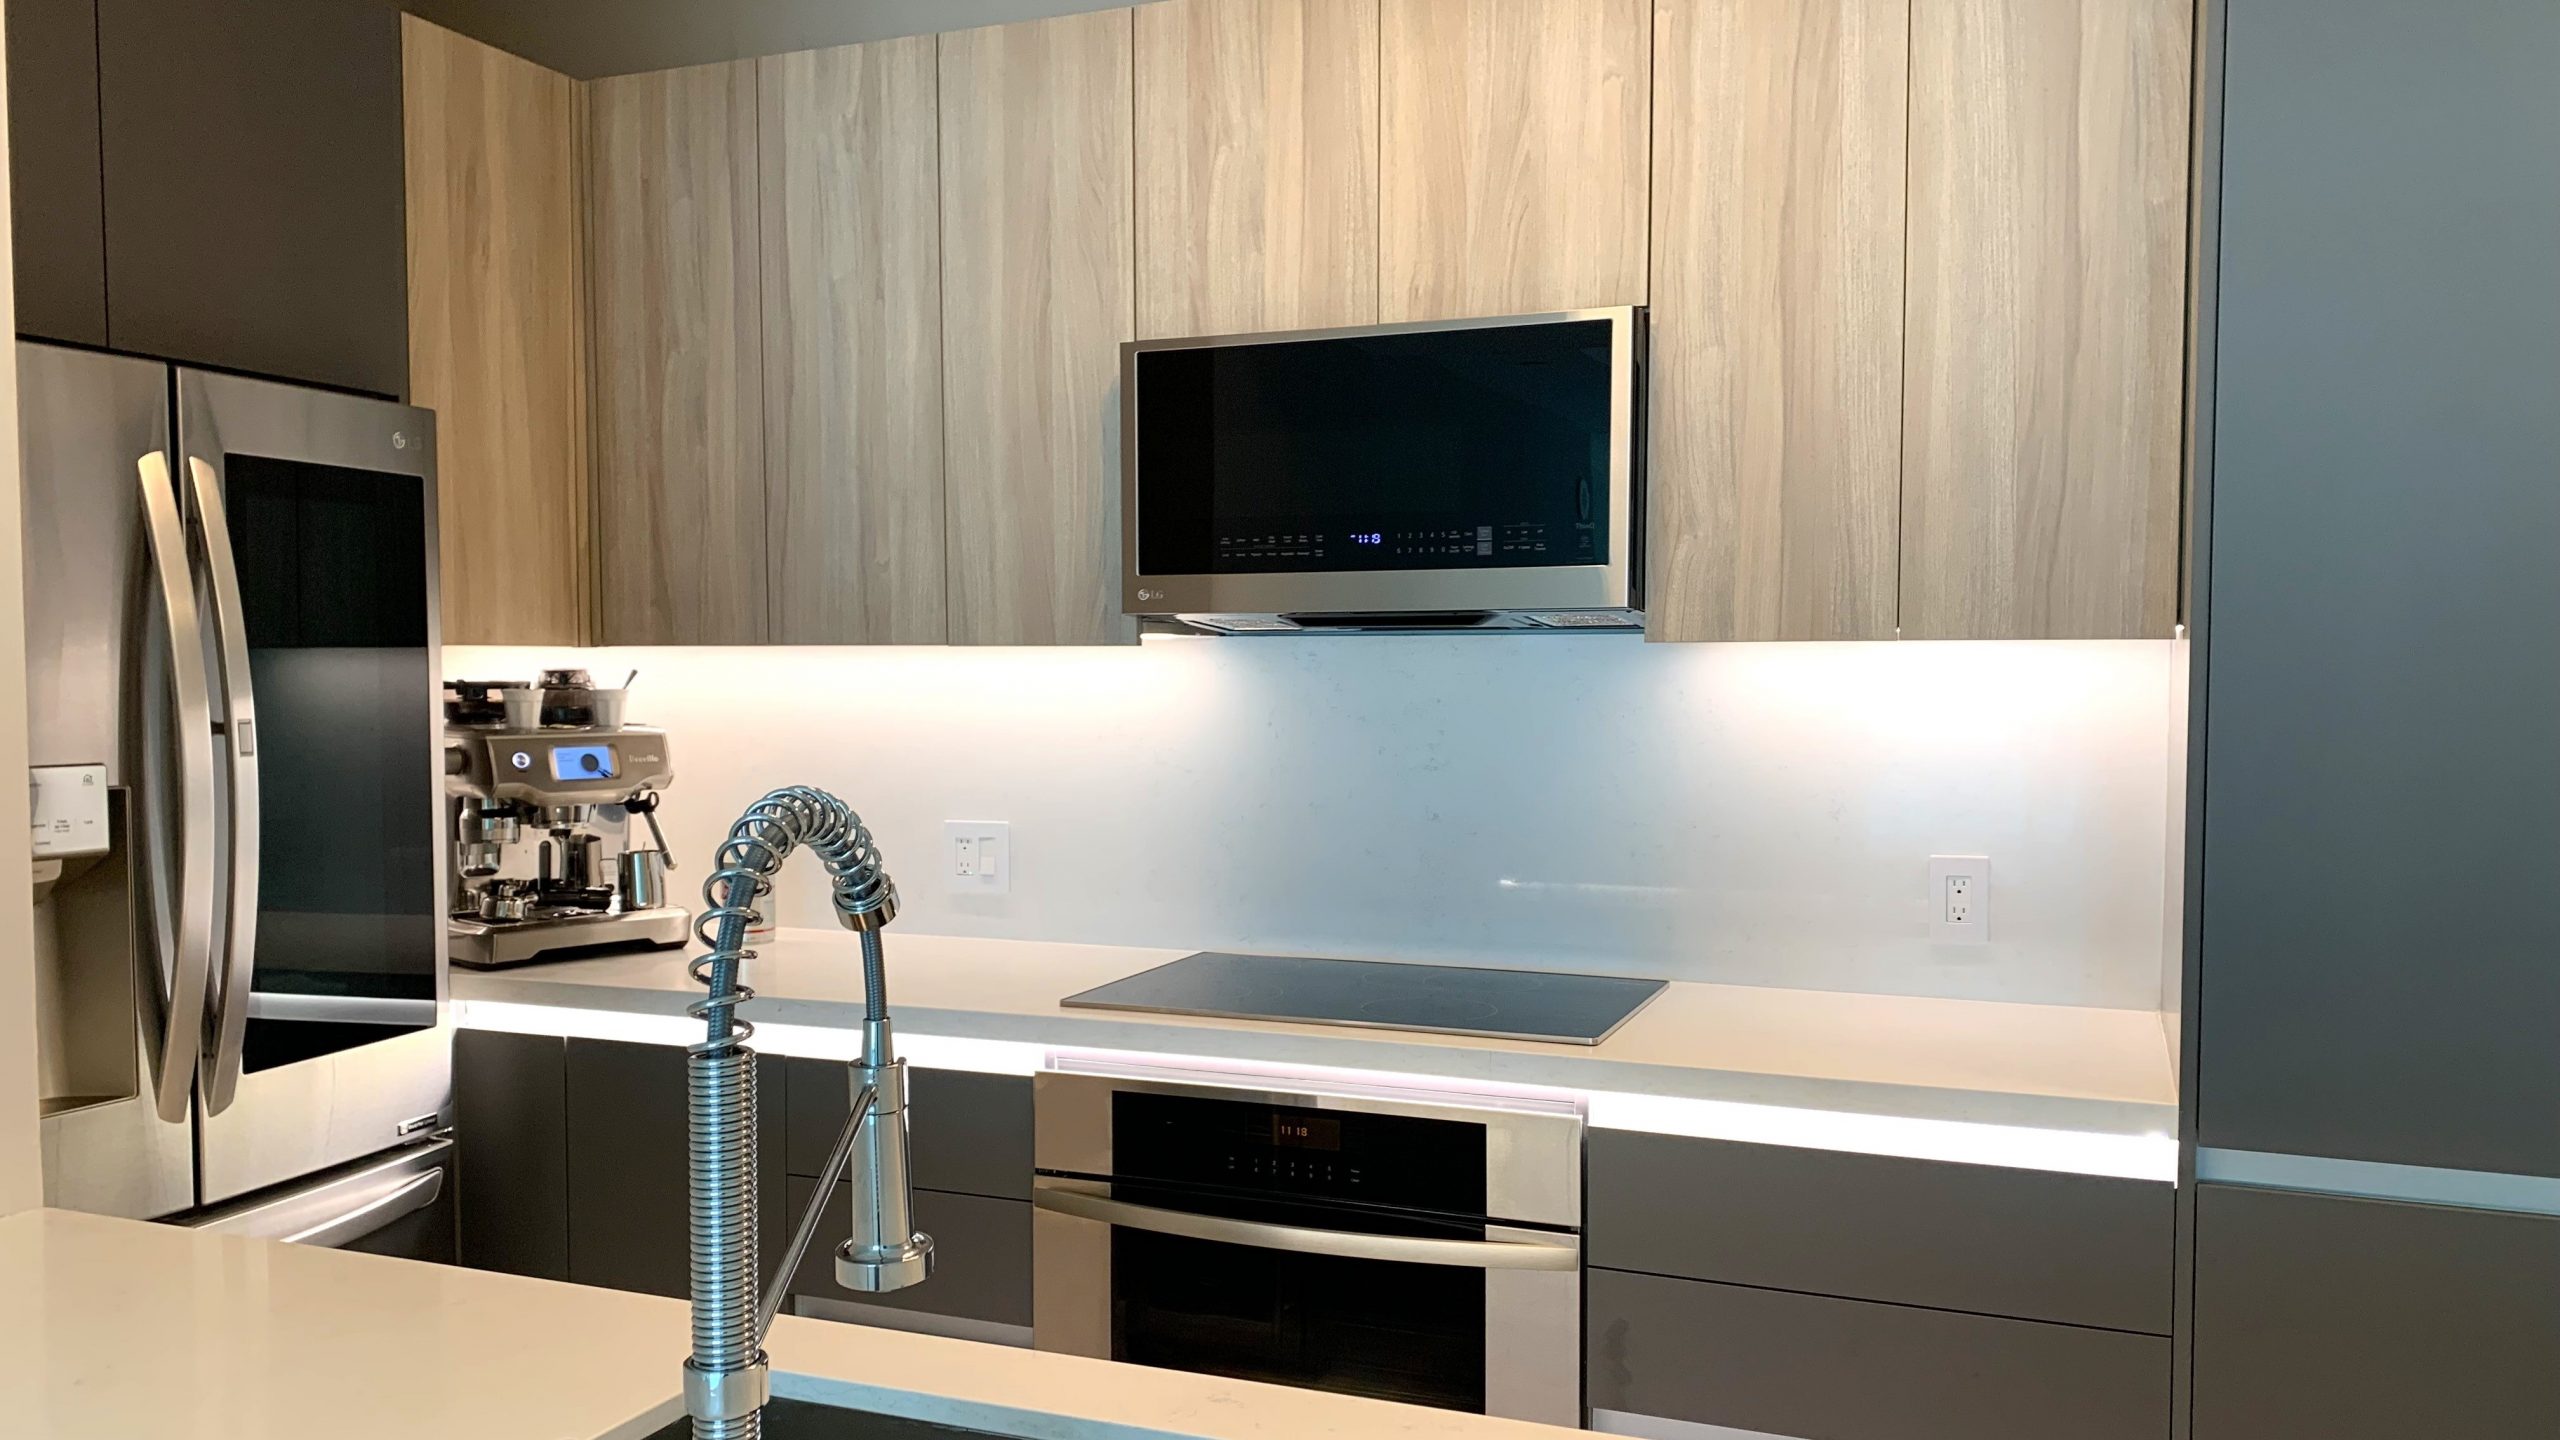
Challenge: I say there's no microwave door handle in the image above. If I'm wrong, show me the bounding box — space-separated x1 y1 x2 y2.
1031 1187 1579 1272
135 452 219 1125
185 457 259 1116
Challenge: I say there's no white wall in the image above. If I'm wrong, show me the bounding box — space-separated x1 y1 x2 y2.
0 0 47 1218
453 636 2181 1011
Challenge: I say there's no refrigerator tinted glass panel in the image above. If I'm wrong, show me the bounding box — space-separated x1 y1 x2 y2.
1135 320 1614 576
224 453 436 1072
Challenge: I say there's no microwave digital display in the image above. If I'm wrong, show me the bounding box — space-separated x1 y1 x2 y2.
1133 319 1614 577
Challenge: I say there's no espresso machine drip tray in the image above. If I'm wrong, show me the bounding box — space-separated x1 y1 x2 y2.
449 904 691 969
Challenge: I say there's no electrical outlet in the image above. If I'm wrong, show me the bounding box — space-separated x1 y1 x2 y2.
944 821 1010 896
1928 855 1989 944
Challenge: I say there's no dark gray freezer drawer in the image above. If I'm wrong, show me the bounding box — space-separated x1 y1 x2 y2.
780 1177 1032 1329
2191 1183 2560 1440
1586 1130 2173 1333
1589 1267 2170 1440
785 1058 1032 1201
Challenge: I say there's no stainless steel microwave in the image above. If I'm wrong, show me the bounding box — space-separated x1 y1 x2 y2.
1121 307 1645 634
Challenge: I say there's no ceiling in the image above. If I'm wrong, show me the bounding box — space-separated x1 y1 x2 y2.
403 0 1143 80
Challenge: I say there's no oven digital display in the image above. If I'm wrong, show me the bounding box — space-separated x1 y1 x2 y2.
1269 1113 1341 1151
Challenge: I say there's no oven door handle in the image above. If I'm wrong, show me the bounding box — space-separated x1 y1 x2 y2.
1032 1186 1579 1272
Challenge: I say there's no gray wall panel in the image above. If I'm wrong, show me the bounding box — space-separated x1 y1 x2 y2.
1588 1131 2173 1334
2191 1184 2560 1439
1589 1268 2171 1440
2196 0 2560 1175
401 0 1143 80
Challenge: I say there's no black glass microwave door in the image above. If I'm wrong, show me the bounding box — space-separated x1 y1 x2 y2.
1135 320 1613 577
1108 1195 1489 1413
223 453 436 1072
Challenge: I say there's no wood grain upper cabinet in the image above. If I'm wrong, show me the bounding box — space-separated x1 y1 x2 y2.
587 60 768 646
1135 0 1380 339
95 0 408 396
403 16 589 646
759 38 948 644
938 12 1138 648
1899 0 2190 640
1378 0 1649 322
1644 0 1908 643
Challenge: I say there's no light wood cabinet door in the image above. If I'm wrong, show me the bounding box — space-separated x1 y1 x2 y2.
1644 0 1908 643
587 60 768 645
1378 0 1649 322
1900 0 2189 639
759 38 947 644
403 16 590 647
938 11 1138 647
1135 0 1380 339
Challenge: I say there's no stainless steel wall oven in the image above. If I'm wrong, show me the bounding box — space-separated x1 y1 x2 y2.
1032 1063 1583 1426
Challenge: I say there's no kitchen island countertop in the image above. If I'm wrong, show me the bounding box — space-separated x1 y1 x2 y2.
0 1207 1582 1440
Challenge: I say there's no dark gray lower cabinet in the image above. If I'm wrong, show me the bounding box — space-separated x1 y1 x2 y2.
784 1058 1033 1201
1590 1268 2170 1440
780 1176 1032 1331
779 1059 1035 1336
562 1038 786 1299
453 1028 570 1281
1588 1131 2173 1334
2191 1184 2560 1440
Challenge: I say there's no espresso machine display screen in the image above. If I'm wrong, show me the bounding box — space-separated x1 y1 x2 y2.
549 744 619 781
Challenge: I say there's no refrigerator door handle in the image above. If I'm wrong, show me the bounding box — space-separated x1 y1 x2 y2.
135 451 218 1125
187 456 260 1116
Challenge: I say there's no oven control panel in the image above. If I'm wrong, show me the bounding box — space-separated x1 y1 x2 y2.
1111 1091 1486 1216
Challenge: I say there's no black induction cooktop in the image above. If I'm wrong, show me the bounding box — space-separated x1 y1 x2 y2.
1061 952 1666 1046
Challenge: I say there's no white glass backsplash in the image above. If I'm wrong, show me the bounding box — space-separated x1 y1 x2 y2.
448 636 2179 1009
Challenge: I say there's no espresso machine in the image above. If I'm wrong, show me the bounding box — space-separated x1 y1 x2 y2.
443 672 690 968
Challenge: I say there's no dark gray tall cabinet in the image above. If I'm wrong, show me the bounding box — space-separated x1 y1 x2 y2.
2192 1 2560 1434
5 0 408 397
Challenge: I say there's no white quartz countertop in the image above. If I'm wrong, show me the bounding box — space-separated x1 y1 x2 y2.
0 1208 1584 1440
455 931 2178 1176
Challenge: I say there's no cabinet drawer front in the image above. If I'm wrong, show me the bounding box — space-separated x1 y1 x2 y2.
1588 1130 2171 1332
1590 1268 2169 1440
781 1177 1031 1328
785 1060 1033 1200
2192 1185 2560 1440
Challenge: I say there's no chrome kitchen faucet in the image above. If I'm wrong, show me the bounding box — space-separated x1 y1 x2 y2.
681 787 934 1439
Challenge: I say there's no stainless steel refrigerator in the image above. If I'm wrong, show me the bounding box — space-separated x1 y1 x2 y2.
21 341 453 1255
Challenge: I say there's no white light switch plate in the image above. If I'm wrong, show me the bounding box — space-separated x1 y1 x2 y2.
1928 854 1989 944
944 821 1010 896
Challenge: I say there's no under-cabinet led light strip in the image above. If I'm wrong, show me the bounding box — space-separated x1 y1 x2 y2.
451 999 2177 1182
